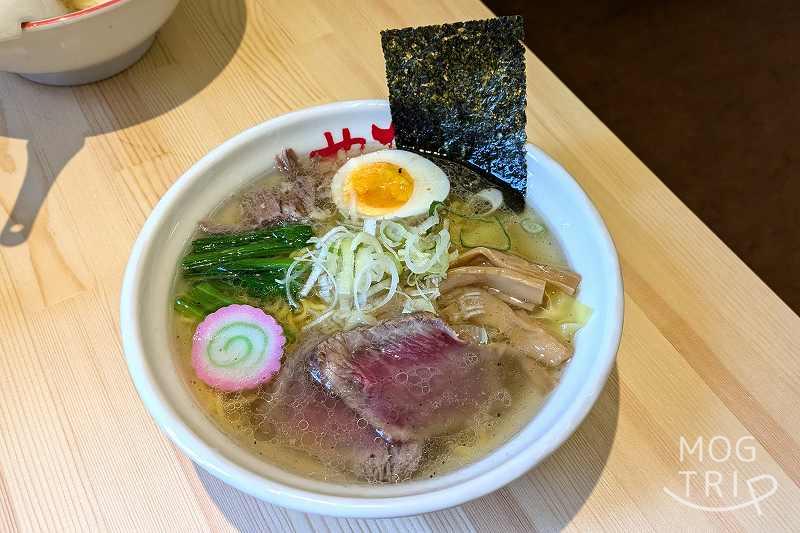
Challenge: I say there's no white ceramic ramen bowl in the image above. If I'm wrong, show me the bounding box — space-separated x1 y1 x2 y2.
120 100 623 518
0 0 180 86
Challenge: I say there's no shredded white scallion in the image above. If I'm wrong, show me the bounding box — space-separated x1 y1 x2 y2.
362 218 377 236
285 213 454 330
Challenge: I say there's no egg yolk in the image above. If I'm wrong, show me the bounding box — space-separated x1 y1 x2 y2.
347 162 414 213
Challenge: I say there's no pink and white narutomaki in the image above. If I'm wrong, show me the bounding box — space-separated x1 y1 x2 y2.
191 304 285 392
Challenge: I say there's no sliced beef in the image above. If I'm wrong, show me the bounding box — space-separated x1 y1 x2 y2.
308 313 503 442
250 338 421 483
199 149 321 234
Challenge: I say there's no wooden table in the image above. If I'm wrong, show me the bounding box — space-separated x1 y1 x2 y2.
1 1 798 531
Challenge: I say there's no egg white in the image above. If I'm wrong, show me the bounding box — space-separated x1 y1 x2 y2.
330 150 450 220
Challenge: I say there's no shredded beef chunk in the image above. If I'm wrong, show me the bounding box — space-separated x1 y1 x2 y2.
274 147 302 177
240 188 285 227
241 148 318 226
250 339 421 482
308 313 503 442
199 149 321 234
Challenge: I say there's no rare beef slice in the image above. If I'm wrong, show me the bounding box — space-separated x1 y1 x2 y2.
251 339 421 483
308 313 502 442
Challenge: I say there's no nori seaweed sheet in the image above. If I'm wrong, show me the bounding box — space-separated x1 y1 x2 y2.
381 16 527 210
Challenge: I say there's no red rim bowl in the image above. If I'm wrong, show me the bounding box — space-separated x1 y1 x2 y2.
22 0 127 29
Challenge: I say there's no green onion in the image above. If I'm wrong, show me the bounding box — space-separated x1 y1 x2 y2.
459 215 512 251
521 218 544 235
428 201 445 216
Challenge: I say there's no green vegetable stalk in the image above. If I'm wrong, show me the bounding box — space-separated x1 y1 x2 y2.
182 224 312 273
190 224 313 253
176 224 314 320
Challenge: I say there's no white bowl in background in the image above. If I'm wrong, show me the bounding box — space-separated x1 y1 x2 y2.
0 0 180 85
120 100 624 518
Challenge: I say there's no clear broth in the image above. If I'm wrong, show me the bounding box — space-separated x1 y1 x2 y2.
172 149 571 483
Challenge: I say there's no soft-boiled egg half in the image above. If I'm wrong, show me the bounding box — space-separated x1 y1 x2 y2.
331 150 450 220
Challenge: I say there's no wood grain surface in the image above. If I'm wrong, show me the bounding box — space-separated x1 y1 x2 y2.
0 1 798 531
